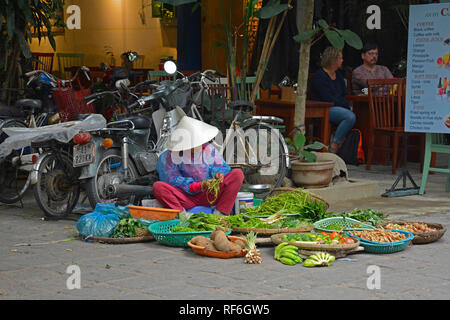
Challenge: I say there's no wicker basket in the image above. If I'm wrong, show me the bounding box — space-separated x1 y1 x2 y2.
271 233 360 253
148 219 231 247
231 225 313 237
382 221 446 245
80 234 154 244
346 230 414 254
187 236 246 259
270 188 329 211
314 217 375 233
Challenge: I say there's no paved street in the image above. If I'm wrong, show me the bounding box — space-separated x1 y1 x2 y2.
0 160 449 300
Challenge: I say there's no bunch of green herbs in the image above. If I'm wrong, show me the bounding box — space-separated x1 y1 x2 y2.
171 212 226 233
112 218 143 238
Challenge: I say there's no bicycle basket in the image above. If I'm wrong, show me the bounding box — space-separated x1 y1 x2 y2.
53 82 94 122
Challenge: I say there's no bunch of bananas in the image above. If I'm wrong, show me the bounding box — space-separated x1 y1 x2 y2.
274 243 302 266
303 252 335 267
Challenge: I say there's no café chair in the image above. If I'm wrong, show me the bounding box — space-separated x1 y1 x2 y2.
57 53 85 79
31 52 54 73
366 78 423 174
148 70 176 84
236 76 260 101
419 133 450 195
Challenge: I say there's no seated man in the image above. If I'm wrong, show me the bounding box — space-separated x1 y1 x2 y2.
352 43 393 94
153 116 244 216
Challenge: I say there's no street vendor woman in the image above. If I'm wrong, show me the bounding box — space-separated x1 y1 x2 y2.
153 116 244 216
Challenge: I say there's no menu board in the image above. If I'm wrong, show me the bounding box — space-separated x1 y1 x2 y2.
405 3 450 133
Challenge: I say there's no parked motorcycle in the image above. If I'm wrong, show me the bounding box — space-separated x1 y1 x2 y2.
0 69 68 204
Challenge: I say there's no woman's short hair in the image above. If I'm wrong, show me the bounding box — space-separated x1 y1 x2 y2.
321 47 342 68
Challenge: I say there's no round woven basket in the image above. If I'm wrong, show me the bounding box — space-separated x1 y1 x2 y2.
382 221 446 245
271 233 360 253
80 234 154 244
270 188 329 211
231 225 313 237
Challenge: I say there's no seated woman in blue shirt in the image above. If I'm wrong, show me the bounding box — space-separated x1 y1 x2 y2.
310 47 356 154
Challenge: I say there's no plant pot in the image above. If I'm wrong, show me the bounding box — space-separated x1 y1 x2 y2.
290 159 335 189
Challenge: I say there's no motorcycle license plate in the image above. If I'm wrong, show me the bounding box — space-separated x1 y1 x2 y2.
73 142 95 167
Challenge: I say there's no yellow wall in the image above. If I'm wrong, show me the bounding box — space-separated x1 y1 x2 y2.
30 0 178 72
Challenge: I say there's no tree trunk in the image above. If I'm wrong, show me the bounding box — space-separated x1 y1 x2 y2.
293 0 315 136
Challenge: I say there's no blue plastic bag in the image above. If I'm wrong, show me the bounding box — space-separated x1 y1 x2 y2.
76 203 131 238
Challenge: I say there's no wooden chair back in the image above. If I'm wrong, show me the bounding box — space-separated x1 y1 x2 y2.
367 78 406 130
57 53 85 79
133 55 145 68
31 52 54 73
148 70 176 84
236 76 259 101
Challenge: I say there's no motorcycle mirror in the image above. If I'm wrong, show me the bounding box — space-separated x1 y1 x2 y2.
164 60 177 75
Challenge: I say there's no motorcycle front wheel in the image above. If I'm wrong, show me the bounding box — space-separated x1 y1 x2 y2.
85 148 139 208
33 152 81 218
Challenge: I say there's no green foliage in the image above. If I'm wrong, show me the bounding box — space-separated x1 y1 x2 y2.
285 133 328 162
157 0 290 100
112 218 143 238
293 19 363 50
171 213 226 233
0 0 65 88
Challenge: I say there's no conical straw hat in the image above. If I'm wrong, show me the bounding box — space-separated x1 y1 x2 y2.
166 116 219 151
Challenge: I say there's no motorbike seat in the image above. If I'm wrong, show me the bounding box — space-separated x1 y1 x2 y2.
123 116 152 129
15 99 42 111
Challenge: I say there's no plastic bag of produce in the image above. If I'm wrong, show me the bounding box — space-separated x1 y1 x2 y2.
76 203 131 238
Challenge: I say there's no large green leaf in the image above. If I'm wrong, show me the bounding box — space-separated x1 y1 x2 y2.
301 150 317 163
341 29 363 50
255 0 289 19
324 29 344 49
293 28 319 43
294 134 306 150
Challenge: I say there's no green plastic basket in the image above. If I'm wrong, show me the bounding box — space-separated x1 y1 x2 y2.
148 219 231 247
314 217 375 233
346 230 414 254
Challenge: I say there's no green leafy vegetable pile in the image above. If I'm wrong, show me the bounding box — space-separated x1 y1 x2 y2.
225 214 312 230
171 213 226 233
334 209 387 226
112 218 145 238
243 189 329 223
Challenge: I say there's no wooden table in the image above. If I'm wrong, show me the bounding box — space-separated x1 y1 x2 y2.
254 99 333 144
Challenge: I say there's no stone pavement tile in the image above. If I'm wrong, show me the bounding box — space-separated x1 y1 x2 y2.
67 264 139 285
138 279 206 299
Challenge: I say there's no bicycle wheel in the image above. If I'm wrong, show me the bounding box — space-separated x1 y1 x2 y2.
222 122 288 189
85 148 139 208
33 151 81 218
0 119 32 204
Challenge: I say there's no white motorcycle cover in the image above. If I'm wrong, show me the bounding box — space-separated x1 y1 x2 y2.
0 114 107 159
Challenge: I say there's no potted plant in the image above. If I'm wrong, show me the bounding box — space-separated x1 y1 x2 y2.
285 134 335 189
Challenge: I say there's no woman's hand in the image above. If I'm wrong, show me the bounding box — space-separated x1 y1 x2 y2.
215 172 224 184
